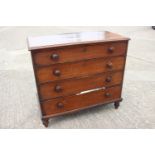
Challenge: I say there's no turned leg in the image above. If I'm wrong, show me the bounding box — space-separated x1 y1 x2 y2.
42 118 49 127
114 101 120 109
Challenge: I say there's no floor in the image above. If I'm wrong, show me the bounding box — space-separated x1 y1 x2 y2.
0 26 155 128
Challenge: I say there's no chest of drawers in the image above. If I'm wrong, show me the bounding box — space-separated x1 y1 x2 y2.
27 31 130 127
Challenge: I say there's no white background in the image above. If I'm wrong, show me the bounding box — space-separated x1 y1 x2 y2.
0 0 154 25
0 0 155 155
1 130 155 155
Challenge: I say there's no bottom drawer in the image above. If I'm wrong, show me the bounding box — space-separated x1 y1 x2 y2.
41 85 122 117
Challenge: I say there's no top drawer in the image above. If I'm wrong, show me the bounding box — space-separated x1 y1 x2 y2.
32 41 127 66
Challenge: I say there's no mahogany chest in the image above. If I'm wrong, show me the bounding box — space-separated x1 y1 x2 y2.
27 31 130 127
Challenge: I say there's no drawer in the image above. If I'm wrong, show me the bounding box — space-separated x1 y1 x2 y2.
41 85 121 116
33 41 127 66
39 71 123 100
36 56 125 84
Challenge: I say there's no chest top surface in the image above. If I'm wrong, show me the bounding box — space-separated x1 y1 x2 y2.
27 31 130 51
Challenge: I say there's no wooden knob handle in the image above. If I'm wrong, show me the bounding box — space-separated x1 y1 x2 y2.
106 62 113 69
105 92 111 97
108 47 115 53
55 85 62 92
105 76 112 82
51 53 59 60
57 102 64 108
53 69 61 76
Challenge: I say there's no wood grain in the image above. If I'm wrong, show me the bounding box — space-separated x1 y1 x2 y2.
33 41 127 66
27 31 130 127
41 85 122 116
27 31 130 50
36 56 125 84
39 71 123 100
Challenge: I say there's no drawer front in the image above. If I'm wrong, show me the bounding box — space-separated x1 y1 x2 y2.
39 71 123 100
36 56 125 84
41 85 121 116
33 41 127 66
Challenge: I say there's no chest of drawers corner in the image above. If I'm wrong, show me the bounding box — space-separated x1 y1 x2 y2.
27 31 130 127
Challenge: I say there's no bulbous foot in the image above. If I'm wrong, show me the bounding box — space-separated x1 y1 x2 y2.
114 102 120 109
42 118 49 127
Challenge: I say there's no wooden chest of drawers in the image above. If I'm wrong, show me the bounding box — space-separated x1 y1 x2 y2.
27 31 130 127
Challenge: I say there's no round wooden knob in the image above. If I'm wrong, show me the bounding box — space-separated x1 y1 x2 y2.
51 53 59 61
55 85 62 92
108 47 115 53
105 76 112 82
106 62 113 69
57 102 64 108
53 69 61 76
105 92 111 97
